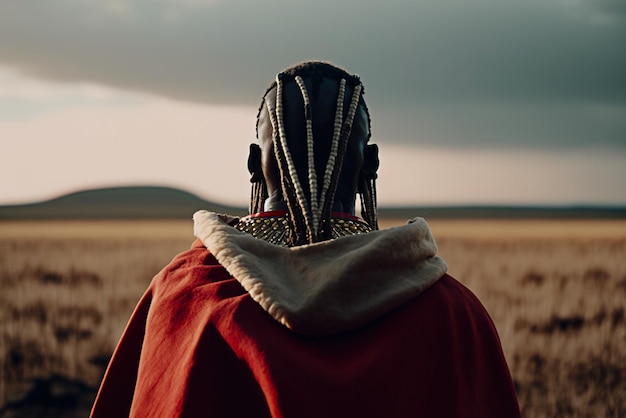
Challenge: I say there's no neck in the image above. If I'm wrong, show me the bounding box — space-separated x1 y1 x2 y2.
263 197 355 216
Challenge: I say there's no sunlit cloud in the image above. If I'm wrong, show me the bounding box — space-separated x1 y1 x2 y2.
0 67 134 101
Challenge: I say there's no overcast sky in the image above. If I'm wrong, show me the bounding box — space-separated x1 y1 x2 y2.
0 0 624 207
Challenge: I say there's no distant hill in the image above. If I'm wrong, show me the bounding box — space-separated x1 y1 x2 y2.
0 186 247 220
0 186 624 220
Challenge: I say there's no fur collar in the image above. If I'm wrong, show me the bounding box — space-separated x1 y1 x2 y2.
193 210 447 337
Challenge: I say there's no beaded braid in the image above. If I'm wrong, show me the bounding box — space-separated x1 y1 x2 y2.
318 78 345 219
370 180 378 228
319 83 363 237
359 180 378 230
294 76 319 235
250 180 267 215
265 95 308 246
358 143 379 230
250 182 264 214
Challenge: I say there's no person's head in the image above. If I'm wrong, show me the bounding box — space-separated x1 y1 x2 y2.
249 61 379 246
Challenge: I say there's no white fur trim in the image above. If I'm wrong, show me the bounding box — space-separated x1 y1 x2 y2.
193 211 447 337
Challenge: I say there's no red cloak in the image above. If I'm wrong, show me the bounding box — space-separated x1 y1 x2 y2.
91 233 520 418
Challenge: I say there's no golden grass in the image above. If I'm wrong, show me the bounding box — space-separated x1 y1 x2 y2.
1 219 625 417
0 220 195 240
0 222 193 414
380 218 626 240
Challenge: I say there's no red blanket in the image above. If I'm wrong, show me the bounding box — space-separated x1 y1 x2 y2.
91 239 520 418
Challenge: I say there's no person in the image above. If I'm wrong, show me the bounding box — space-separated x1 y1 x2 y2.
90 61 521 418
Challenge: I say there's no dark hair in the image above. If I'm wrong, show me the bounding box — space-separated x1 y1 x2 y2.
256 61 370 140
252 61 377 246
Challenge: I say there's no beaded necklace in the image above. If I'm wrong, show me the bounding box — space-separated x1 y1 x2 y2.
235 210 372 247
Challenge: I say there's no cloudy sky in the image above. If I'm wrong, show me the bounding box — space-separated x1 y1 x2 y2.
1 0 624 207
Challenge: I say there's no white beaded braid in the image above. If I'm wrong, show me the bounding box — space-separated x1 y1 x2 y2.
275 75 315 241
294 76 319 234
344 84 362 140
318 78 346 217
320 82 362 223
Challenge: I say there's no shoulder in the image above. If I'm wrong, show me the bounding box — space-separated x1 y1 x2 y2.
436 274 486 304
151 239 232 290
428 274 487 308
409 273 498 333
166 239 218 268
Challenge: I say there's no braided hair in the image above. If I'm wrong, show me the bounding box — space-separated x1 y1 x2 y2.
252 61 378 245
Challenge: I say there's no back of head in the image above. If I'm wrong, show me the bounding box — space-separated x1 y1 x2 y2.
250 61 379 246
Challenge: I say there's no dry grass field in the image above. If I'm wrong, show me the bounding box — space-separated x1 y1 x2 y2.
1 218 625 417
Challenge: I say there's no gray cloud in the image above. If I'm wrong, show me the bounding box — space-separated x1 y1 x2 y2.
0 0 624 149
582 0 626 19
372 101 626 149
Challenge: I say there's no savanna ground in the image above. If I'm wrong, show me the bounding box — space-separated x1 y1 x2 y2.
0 218 625 417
